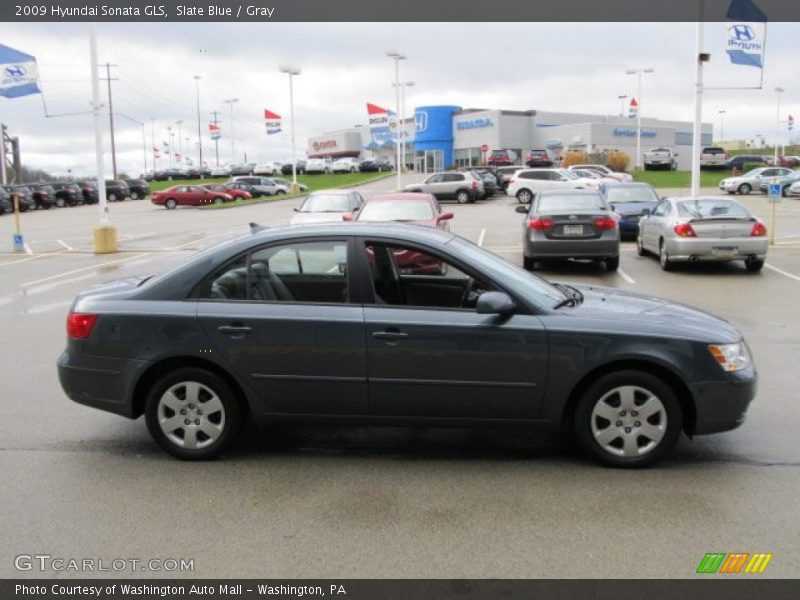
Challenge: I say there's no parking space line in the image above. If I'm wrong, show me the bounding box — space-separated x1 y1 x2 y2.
617 268 636 284
23 243 33 255
765 263 800 282
477 228 486 247
56 240 74 251
20 253 151 288
0 249 72 266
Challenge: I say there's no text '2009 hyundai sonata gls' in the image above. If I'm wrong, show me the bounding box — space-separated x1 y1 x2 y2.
58 223 756 467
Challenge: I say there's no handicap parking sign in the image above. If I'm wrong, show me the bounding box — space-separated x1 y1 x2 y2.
13 234 25 253
768 183 782 203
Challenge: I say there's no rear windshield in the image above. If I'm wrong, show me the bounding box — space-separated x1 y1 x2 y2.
298 194 351 213
702 147 725 154
605 185 659 204
538 195 605 212
358 200 433 221
677 199 751 219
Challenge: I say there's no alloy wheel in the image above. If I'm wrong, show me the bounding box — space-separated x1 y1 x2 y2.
590 385 666 457
157 381 226 450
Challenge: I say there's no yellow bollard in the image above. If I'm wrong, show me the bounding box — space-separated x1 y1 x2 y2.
93 225 118 254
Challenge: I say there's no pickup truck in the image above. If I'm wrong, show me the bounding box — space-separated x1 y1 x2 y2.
643 147 678 171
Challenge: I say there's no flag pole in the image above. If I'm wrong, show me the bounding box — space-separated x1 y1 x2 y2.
690 15 705 198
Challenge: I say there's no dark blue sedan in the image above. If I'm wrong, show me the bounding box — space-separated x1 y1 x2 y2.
602 182 660 238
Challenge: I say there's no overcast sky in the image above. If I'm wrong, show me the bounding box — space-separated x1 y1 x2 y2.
1 22 798 177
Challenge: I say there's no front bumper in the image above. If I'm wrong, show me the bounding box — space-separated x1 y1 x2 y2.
690 369 757 435
666 237 768 262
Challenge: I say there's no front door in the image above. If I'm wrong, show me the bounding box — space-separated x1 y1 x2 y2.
359 240 548 419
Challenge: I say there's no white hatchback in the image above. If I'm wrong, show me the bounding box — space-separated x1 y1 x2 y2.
506 168 597 204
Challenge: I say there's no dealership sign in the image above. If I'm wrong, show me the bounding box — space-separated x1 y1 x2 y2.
208 122 221 140
614 127 656 138
0 44 41 98
264 109 281 135
312 140 337 151
456 117 494 130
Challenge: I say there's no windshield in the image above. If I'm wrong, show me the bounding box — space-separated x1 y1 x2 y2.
358 200 434 221
677 199 751 219
606 186 658 204
539 194 605 212
448 237 564 310
299 194 351 213
742 169 764 177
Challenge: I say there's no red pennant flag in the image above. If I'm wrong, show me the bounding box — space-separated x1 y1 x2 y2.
209 123 220 131
629 98 638 107
367 102 389 115
264 109 281 120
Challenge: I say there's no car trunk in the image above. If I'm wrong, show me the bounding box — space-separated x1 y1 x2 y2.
689 217 755 239
542 212 608 240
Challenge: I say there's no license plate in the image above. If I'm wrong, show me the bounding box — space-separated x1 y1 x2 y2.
712 246 737 258
563 225 584 235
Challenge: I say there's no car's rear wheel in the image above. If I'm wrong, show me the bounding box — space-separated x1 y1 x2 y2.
523 256 536 270
213 196 224 205
165 198 177 210
455 189 471 204
145 368 243 460
738 183 752 195
745 257 764 272
605 256 620 271
574 370 682 467
55 197 66 208
108 192 118 202
131 191 140 200
516 189 532 204
659 240 674 271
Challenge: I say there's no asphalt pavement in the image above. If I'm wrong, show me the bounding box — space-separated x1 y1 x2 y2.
1 176 799 578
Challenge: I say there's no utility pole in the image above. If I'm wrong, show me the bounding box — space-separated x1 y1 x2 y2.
175 120 183 166
193 75 203 170
100 63 119 178
150 118 157 169
210 109 221 166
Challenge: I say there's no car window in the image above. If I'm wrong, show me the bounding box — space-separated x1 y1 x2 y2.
363 242 492 309
538 194 606 212
426 175 443 184
358 200 434 221
677 199 751 219
651 200 669 217
443 174 464 182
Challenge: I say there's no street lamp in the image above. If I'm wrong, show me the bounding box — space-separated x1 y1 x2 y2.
224 98 239 165
625 67 655 169
617 94 628 117
392 81 414 173
167 126 173 169
774 87 784 165
717 110 726 144
175 120 183 165
279 66 301 191
386 50 406 188
193 75 203 172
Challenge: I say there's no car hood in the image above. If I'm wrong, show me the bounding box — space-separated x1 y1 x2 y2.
290 211 349 224
563 284 742 343
610 201 657 216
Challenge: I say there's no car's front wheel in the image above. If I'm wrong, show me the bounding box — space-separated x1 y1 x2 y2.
455 189 471 204
213 196 225 205
145 368 243 460
738 183 752 195
131 191 140 200
574 370 683 467
516 189 532 204
165 198 177 210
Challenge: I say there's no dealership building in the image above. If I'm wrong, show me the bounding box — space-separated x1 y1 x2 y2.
306 106 713 172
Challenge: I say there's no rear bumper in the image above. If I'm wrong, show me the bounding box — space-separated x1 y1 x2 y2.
690 369 757 435
525 237 619 259
58 351 148 418
666 237 768 261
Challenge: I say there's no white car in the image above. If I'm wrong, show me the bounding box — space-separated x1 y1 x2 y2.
289 190 365 225
331 158 362 173
568 164 633 183
272 177 308 192
718 167 793 195
569 168 620 186
506 168 596 204
788 181 800 197
305 158 332 174
253 161 283 176
210 165 232 177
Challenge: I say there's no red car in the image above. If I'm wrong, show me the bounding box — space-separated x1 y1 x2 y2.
202 183 253 201
345 192 453 274
151 185 233 209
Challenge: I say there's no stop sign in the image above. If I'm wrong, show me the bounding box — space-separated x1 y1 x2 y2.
481 144 489 152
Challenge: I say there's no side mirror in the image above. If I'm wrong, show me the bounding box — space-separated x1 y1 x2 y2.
476 291 516 315
641 208 651 217
438 211 454 221
342 214 354 221
515 205 529 214
293 207 299 212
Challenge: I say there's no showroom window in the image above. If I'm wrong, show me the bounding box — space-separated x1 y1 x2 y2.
454 147 483 167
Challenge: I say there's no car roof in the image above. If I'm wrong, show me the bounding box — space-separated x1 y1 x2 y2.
369 192 435 202
307 189 352 196
538 189 603 197
603 181 652 188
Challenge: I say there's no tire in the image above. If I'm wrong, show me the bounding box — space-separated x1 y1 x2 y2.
745 257 764 272
516 189 533 204
636 235 647 256
55 197 66 208
144 367 243 460
573 369 683 468
213 196 224 205
108 192 118 202
605 256 620 272
165 198 177 210
738 183 752 195
277 190 286 195
131 191 140 200
455 189 471 205
659 240 674 271
523 256 536 270
350 167 356 173
782 186 789 198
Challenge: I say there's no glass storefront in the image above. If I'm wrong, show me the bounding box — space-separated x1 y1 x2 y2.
453 148 482 167
415 149 444 173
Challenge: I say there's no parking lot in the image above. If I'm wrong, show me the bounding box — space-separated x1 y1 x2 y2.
1 175 799 578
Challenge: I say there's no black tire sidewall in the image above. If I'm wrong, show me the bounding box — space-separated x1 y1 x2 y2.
144 367 242 460
574 370 683 468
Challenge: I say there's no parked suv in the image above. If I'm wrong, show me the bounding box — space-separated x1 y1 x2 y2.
51 182 83 207
127 179 150 200
487 149 519 166
228 176 285 195
403 171 483 204
4 185 37 211
0 186 11 215
506 168 593 204
281 159 307 175
525 150 553 168
699 146 727 169
28 184 59 209
359 158 394 172
332 157 362 173
303 159 330 174
105 180 131 202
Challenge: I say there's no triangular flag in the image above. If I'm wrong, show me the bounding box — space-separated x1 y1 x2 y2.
367 102 389 115
264 109 281 120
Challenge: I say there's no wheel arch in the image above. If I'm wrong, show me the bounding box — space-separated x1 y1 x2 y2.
560 358 696 435
131 356 252 422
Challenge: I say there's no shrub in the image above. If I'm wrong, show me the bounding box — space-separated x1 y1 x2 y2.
607 151 631 173
562 150 589 168
741 162 767 173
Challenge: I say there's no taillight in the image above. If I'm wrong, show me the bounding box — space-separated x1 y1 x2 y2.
67 313 98 339
750 222 767 237
593 217 617 230
673 222 697 238
472 180 478 190
508 178 516 185
529 218 554 230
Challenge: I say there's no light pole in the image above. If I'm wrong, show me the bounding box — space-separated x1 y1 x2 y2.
279 66 301 192
175 120 183 165
617 94 628 117
625 67 654 170
193 75 203 171
774 87 784 165
167 126 173 169
393 81 414 172
717 110 726 144
224 98 239 165
386 50 406 188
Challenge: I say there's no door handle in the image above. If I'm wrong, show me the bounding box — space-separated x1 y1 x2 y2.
217 325 253 335
372 330 408 341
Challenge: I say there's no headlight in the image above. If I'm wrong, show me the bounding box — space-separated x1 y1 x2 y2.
708 342 751 372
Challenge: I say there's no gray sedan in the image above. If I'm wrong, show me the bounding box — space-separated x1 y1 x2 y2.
58 223 756 467
637 197 768 272
516 190 620 271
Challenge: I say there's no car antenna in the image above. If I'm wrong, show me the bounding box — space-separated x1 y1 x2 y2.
249 222 268 233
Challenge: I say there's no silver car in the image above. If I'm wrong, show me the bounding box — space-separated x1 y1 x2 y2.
404 171 484 204
290 190 364 225
637 197 768 272
718 167 793 195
